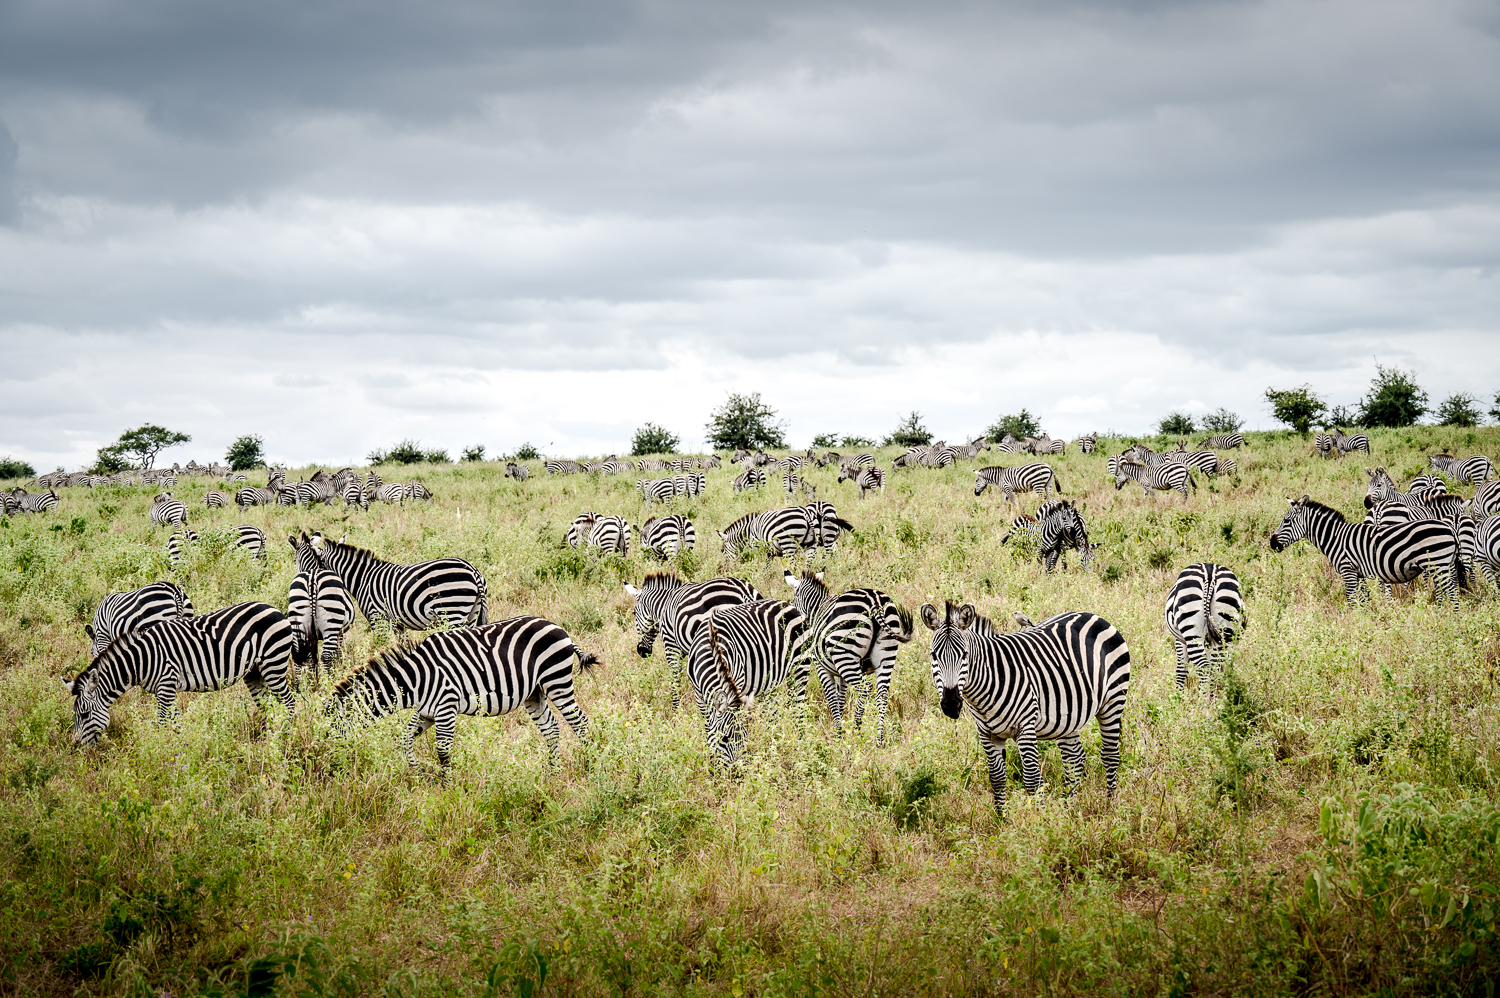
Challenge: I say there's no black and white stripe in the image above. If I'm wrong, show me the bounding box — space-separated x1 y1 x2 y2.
236 486 277 507
1075 433 1100 454
1429 454 1496 485
785 571 912 746
1197 433 1245 450
62 601 297 746
149 493 189 526
639 514 695 559
1270 496 1462 609
974 463 1064 502
688 599 811 764
1113 460 1195 499
204 490 233 509
1471 480 1500 517
167 525 268 566
8 489 60 513
838 464 885 498
329 616 596 775
922 602 1131 817
1468 515 1500 587
637 478 679 503
732 468 767 493
545 460 582 475
623 572 762 709
308 532 488 633
504 462 531 481
86 582 195 658
287 532 356 673
1164 563 1247 689
566 513 630 555
1001 499 1096 572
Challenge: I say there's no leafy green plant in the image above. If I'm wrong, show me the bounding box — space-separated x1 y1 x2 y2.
986 409 1041 441
0 456 35 479
1157 412 1196 436
1357 365 1428 428
1264 385 1326 434
462 444 487 462
885 411 932 448
368 440 449 465
226 434 265 471
1435 392 1481 427
630 423 680 456
1201 408 1243 434
705 392 786 450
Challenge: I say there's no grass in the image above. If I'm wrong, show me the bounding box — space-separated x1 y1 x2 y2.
2 427 1499 996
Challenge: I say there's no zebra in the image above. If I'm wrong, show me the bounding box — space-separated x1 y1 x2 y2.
781 471 810 495
686 599 812 765
204 490 233 509
504 462 531 481
922 601 1131 817
167 525 268 566
10 489 60 513
953 437 991 460
1001 500 1096 572
149 493 189 527
974 463 1063 503
1164 563 1247 690
623 573 763 709
1075 433 1100 454
61 602 297 746
638 458 669 472
369 483 407 504
676 472 706 496
720 508 814 560
637 478 678 503
804 500 854 554
838 464 885 499
307 532 488 632
1113 460 1195 499
784 571 912 747
287 532 356 674
565 513 630 555
1270 495 1462 609
1336 432 1372 456
1430 454 1496 485
1469 515 1500 587
236 485 276 507
1198 433 1245 450
639 515 695 559
698 456 722 470
328 616 596 776
545 460 582 475
776 455 805 471
86 582 195 658
403 481 433 503
1471 480 1500 517
341 478 368 509
1178 451 1222 475
1364 467 1457 521
732 468 767 493
1407 472 1448 498
1314 433 1337 458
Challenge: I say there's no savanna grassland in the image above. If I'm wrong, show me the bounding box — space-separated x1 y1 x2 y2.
2 428 1498 997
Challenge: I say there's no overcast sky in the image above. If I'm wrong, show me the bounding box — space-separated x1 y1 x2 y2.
2 0 1498 468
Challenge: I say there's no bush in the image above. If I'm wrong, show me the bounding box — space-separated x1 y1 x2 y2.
1200 408 1243 434
1435 393 1481 427
630 423 681 456
368 440 449 465
1357 365 1428 428
461 445 487 462
1264 385 1326 434
225 434 265 471
0 456 35 479
840 434 875 448
90 445 132 474
512 442 541 461
1325 404 1358 429
885 412 933 448
705 393 786 451
1157 412 1196 436
810 433 840 450
986 409 1041 441
1491 391 1500 424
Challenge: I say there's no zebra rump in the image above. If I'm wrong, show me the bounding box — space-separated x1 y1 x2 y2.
308 532 488 631
691 599 811 764
1164 563 1247 689
87 582 195 657
640 514 695 559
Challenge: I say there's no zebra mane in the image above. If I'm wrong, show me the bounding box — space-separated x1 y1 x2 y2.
1297 498 1348 522
966 609 1000 637
639 571 683 591
722 511 759 533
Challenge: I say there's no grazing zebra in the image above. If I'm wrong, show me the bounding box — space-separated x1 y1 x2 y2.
686 599 811 765
1198 433 1245 450
1430 454 1496 485
974 463 1064 503
368 482 407 504
784 571 912 746
286 480 336 506
623 573 763 709
781 471 810 495
86 582 195 657
565 513 630 555
804 500 854 554
236 485 276 507
698 455 722 470
504 462 531 481
402 481 432 502
922 602 1130 817
204 490 233 509
1314 433 1337 458
149 493 189 527
1468 515 1500 587
719 508 816 560
1178 451 1222 475
1075 433 1100 454
328 616 596 775
1001 500 1096 572
167 525 268 566
638 458 669 472
637 478 678 503
1270 496 1462 609
341 478 368 508
838 464 885 499
732 468 767 493
287 533 356 673
545 460 582 475
10 489 60 513
639 515 695 559
1364 467 1457 521
61 601 297 746
676 472 706 496
1471 480 1500 517
307 532 488 632
1113 460 1196 499
1336 432 1372 456
1164 563 1247 690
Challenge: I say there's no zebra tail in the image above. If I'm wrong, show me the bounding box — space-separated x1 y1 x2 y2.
888 602 915 643
1054 472 1064 494
708 618 747 710
576 649 600 671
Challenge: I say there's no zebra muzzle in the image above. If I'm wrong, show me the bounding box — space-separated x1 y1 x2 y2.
940 687 963 720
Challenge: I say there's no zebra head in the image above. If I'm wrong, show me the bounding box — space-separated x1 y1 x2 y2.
623 573 682 657
1269 496 1312 551
973 473 989 497
61 670 110 746
921 601 974 720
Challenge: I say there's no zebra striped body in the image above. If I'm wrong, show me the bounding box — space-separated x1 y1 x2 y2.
545 460 582 475
1179 450 1222 475
63 602 296 746
1075 433 1099 454
342 479 368 508
974 463 1063 502
366 482 403 504
403 482 433 503
566 513 630 555
719 504 854 561
204 490 232 508
9 489 60 513
637 478 678 503
308 533 488 632
624 573 762 709
1198 433 1245 450
1337 433 1371 456
1164 563 1246 689
236 486 276 507
781 471 809 495
504 462 531 481
922 602 1130 817
776 455 805 471
785 571 912 746
1469 516 1500 587
287 533 356 671
1270 496 1462 609
640 515 695 559
1113 460 1195 499
1430 454 1495 485
838 453 875 471
1471 480 1500 517
732 468 766 493
330 616 596 774
804 501 854 554
688 599 811 764
1001 500 1095 572
149 494 189 527
86 582 195 657
838 464 885 498
167 525 268 566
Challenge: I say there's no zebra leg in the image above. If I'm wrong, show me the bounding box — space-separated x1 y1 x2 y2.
850 675 872 729
977 731 1010 817
403 714 434 767
523 692 563 763
433 709 458 779
667 650 685 711
819 661 849 733
1340 571 1365 606
541 674 591 741
152 682 181 730
1015 729 1043 798
1097 699 1126 797
257 657 298 715
871 668 894 748
1057 734 1087 793
1173 639 1190 690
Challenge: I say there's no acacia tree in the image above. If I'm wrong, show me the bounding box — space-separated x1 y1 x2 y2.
1201 408 1243 434
986 409 1041 441
1157 412 1195 436
1264 386 1326 435
705 393 786 451
1356 365 1428 428
105 424 191 469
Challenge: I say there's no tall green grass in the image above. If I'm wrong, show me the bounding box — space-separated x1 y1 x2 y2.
2 427 1498 995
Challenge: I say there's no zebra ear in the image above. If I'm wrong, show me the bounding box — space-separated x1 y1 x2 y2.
784 572 799 589
955 604 977 629
288 534 299 548
623 584 641 599
83 623 94 640
920 603 942 631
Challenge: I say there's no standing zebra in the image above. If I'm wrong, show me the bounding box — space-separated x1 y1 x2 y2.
719 508 815 560
1468 515 1500 587
732 468 766 493
637 478 678 503
149 493 189 527
974 463 1063 503
328 616 597 776
781 471 809 495
1164 563 1247 690
1471 480 1500 517
1001 500 1095 572
287 532 356 674
1270 496 1462 609
1336 432 1372 456
9 490 60 513
784 570 912 747
204 490 233 509
1075 433 1100 454
504 462 531 481
62 601 297 746
687 599 811 765
623 573 763 709
236 485 277 507
403 482 433 503
1197 433 1245 450
922 602 1131 817
1430 454 1496 485
86 582 195 657
566 513 630 555
545 460 582 475
167 525 268 566
307 533 488 632
1113 460 1196 499
838 464 885 499
639 515 695 559
342 478 368 509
